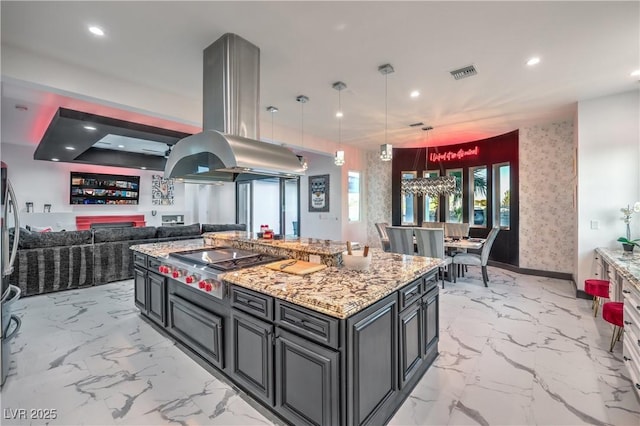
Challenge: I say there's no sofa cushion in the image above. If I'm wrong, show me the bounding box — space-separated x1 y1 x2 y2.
201 223 246 233
19 230 93 249
156 223 201 238
93 226 157 243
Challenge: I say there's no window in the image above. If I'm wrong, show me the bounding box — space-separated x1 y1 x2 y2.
469 166 487 227
401 171 417 225
446 169 463 223
348 171 360 222
423 170 440 222
493 163 510 229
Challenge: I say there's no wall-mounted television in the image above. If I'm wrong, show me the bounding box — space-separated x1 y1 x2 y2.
70 172 140 205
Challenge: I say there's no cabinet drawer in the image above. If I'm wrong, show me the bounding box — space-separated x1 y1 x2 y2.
275 300 339 349
230 286 274 321
169 293 224 369
133 252 147 268
399 278 423 311
148 257 162 272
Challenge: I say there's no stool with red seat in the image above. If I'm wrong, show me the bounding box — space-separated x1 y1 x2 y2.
584 279 610 316
602 301 624 352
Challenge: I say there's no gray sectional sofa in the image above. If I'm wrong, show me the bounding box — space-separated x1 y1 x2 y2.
9 223 246 297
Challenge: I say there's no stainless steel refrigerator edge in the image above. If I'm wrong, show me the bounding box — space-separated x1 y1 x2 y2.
1 161 22 387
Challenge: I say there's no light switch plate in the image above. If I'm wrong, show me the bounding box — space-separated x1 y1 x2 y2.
590 220 599 230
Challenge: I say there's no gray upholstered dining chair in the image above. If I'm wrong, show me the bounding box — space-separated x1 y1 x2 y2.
375 222 391 252
452 226 500 287
414 227 453 288
444 222 470 239
422 221 444 229
386 226 415 255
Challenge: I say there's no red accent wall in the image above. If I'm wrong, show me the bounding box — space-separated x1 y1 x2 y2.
76 215 146 230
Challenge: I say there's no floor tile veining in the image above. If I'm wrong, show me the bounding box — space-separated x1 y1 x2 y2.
2 268 639 425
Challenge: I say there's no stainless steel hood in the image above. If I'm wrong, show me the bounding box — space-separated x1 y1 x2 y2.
165 33 305 182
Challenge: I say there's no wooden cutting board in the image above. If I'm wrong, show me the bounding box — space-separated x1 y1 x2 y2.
265 260 327 275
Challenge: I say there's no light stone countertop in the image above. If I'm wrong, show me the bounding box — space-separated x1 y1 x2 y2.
130 238 443 319
596 248 640 290
203 231 355 255
130 238 207 257
221 249 443 319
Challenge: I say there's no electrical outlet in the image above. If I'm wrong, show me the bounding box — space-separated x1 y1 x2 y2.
590 220 599 230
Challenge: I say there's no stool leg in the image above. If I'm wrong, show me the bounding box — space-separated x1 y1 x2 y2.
593 296 599 317
615 326 623 343
609 325 620 352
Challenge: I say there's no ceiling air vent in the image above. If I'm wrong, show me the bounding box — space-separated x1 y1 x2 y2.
421 126 433 131
409 122 424 127
450 65 477 80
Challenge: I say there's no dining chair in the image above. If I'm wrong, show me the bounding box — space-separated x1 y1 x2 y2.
452 226 500 287
386 226 415 255
414 227 453 288
422 221 444 229
444 222 470 239
375 222 391 252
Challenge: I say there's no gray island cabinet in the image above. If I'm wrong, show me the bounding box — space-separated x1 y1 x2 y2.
131 238 443 426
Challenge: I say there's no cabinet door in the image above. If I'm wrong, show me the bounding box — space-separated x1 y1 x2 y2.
275 328 339 426
398 301 423 388
147 272 166 326
134 267 147 312
347 294 398 426
422 287 439 357
231 309 274 405
168 293 224 369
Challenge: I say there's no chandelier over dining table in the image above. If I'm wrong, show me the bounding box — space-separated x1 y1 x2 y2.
401 175 457 197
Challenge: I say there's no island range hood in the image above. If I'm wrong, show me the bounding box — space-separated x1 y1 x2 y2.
165 33 305 182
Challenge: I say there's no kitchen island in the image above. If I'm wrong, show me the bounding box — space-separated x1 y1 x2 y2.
131 237 443 426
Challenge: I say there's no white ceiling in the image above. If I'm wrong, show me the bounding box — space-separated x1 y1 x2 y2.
1 1 639 153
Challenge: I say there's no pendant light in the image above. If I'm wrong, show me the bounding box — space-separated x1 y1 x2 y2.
333 81 346 166
266 105 278 142
296 95 309 170
378 63 394 161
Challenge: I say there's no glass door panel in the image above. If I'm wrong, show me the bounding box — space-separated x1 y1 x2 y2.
470 166 487 227
446 169 463 223
401 171 417 225
283 178 300 236
237 181 252 232
423 170 440 223
253 179 281 234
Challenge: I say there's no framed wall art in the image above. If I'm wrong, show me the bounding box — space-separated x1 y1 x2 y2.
308 174 330 212
152 174 175 205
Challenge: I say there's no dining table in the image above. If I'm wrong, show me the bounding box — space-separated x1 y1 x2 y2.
444 238 485 250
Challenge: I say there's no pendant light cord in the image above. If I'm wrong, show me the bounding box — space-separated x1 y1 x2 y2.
338 89 342 149
385 73 388 145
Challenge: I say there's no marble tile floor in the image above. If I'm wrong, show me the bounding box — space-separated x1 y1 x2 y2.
1 267 639 426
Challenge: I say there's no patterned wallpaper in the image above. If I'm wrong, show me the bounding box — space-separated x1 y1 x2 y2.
519 120 575 273
366 152 392 248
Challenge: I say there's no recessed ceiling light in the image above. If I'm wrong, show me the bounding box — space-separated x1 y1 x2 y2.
410 90 420 98
88 26 104 37
526 57 541 66
631 69 640 77
65 146 75 151
51 158 59 162
141 167 147 170
336 111 343 118
83 125 97 131
118 144 125 148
